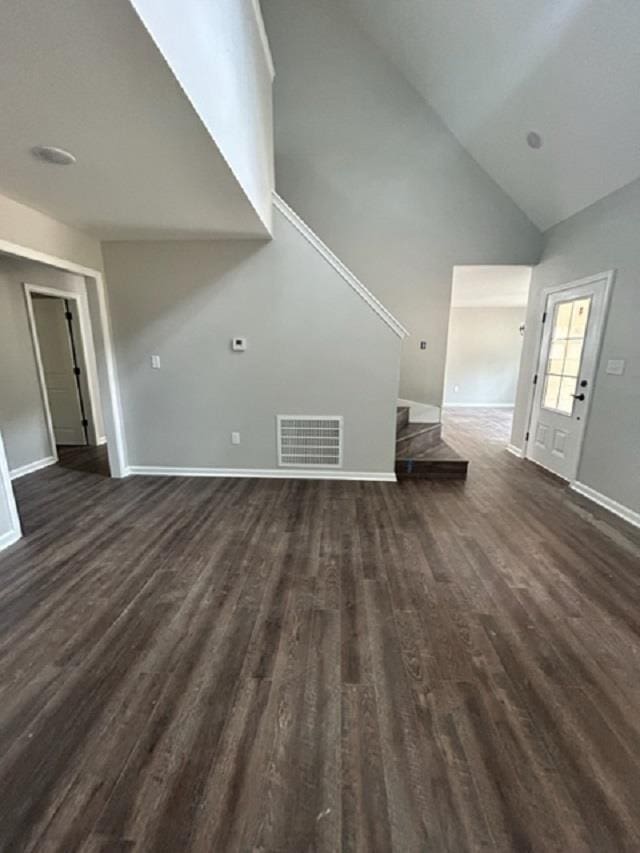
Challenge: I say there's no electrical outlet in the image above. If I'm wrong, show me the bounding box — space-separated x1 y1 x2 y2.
151 355 161 369
231 432 241 445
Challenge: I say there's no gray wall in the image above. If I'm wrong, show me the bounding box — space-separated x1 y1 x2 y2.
512 178 640 514
262 0 541 407
0 257 98 471
444 307 525 406
102 205 402 474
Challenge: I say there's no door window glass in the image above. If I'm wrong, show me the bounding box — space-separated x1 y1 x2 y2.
542 296 591 415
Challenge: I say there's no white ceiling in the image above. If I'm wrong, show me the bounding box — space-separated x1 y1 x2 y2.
0 0 268 240
451 266 532 308
344 0 640 230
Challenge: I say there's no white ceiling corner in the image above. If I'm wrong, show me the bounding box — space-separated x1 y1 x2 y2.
344 0 640 230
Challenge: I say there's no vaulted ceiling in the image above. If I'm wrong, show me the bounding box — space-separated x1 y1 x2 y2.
344 0 640 231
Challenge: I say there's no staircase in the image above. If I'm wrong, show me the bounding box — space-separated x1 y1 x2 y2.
395 407 468 480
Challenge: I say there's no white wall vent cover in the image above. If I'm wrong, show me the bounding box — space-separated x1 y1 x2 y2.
277 416 343 468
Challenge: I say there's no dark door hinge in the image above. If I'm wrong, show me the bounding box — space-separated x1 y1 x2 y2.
533 373 538 385
73 366 81 376
65 310 73 321
81 418 89 428
542 311 547 323
525 431 530 441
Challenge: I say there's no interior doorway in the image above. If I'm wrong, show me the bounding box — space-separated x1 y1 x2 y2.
525 272 612 481
23 281 107 474
0 246 127 550
443 265 533 437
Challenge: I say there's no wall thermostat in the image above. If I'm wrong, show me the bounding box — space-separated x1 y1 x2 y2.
232 337 247 352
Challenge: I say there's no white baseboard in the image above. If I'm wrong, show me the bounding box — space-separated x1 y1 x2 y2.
443 403 515 409
570 481 640 529
0 528 21 552
96 436 107 446
506 444 523 458
10 456 56 480
127 465 397 482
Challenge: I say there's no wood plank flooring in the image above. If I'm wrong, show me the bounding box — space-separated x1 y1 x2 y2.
1 408 640 851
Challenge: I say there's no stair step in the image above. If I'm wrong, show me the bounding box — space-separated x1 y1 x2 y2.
396 406 410 431
396 421 442 454
395 439 469 480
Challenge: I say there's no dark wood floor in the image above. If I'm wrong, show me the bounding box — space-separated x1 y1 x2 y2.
2 408 640 851
56 443 111 477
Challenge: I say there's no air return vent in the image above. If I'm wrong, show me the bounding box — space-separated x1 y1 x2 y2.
277 416 343 468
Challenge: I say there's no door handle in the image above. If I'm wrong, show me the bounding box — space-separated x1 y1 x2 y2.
571 393 585 401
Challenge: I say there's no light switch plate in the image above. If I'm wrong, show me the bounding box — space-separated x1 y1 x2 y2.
606 359 625 376
151 354 161 369
231 432 241 445
232 337 247 352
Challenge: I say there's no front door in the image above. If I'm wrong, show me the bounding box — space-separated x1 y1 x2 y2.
528 274 610 480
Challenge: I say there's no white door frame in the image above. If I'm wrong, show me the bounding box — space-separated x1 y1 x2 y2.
523 270 614 481
0 238 128 480
0 429 22 551
24 282 103 457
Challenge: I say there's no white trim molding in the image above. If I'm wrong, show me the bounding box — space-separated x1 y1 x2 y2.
273 193 409 340
0 529 22 552
506 444 523 458
570 481 640 529
128 465 396 482
251 0 275 81
0 430 22 551
10 456 57 480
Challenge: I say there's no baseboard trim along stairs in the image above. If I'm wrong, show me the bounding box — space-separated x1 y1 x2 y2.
395 406 468 480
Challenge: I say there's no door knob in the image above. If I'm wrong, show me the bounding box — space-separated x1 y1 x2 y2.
571 393 585 401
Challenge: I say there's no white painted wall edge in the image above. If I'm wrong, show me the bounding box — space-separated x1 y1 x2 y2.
570 481 640 530
252 0 275 80
443 403 515 408
397 398 441 423
128 465 396 482
0 429 21 550
273 193 409 340
506 444 523 458
10 456 57 480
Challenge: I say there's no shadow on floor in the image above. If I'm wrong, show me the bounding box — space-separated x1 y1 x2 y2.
56 444 110 477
